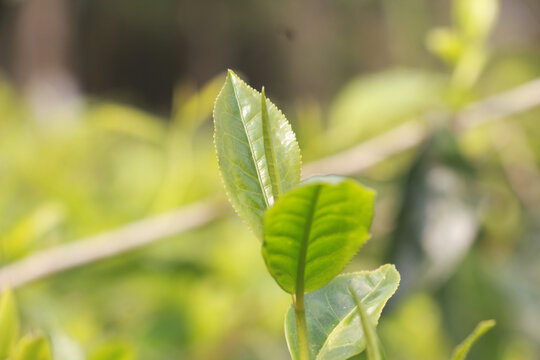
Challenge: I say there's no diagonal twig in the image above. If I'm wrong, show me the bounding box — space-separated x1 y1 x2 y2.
1 77 540 290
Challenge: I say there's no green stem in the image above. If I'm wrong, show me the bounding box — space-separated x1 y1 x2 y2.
294 292 309 360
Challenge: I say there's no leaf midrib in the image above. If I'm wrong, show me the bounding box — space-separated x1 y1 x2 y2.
230 76 270 208
296 185 322 294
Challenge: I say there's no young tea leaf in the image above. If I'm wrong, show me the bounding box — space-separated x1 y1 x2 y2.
0 288 20 359
213 70 301 238
262 176 375 294
350 286 386 360
450 319 496 360
285 265 400 360
12 334 52 360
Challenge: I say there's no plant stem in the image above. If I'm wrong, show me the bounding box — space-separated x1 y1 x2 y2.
294 292 309 360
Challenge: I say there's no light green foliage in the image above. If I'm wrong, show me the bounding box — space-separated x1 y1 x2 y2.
262 176 375 294
88 341 135 360
285 265 400 360
213 70 301 238
454 0 499 41
0 289 20 359
326 68 445 150
450 320 496 360
379 293 450 360
427 0 499 97
12 334 52 360
350 287 386 360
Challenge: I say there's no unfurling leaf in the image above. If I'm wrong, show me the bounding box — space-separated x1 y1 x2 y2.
262 176 375 294
450 319 496 360
213 70 301 238
285 265 400 360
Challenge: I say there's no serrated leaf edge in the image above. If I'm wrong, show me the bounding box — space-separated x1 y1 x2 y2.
212 69 302 237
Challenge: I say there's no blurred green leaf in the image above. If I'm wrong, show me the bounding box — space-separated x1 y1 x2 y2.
450 320 496 360
327 68 445 149
426 28 464 65
262 176 375 294
213 70 301 238
350 286 386 360
0 203 65 262
173 72 226 130
12 334 52 360
285 265 400 360
88 340 135 360
379 293 450 360
88 103 166 143
454 0 499 41
0 288 20 359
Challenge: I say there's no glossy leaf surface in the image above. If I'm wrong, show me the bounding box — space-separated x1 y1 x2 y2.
285 265 400 360
0 289 20 359
262 176 375 294
12 334 52 360
214 70 301 238
450 320 496 360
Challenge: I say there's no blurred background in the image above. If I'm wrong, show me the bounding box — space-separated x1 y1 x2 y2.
0 0 539 359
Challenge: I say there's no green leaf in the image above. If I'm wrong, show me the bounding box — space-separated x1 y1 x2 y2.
12 334 52 360
350 286 386 360
213 70 301 238
262 176 375 294
326 68 445 150
89 340 135 360
454 0 499 41
285 265 400 360
450 320 496 360
0 288 20 359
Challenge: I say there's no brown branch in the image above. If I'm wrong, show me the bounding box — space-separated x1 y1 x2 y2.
2 77 540 290
302 121 427 177
0 199 226 289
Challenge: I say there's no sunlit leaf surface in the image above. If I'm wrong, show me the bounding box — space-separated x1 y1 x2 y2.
262 176 375 294
214 70 301 238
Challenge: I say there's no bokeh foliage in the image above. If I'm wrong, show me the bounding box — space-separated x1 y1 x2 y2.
0 0 540 359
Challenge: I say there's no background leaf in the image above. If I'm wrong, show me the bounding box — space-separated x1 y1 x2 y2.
0 288 20 359
450 320 496 360
262 176 375 294
285 265 400 360
12 334 52 360
325 68 445 150
213 70 301 238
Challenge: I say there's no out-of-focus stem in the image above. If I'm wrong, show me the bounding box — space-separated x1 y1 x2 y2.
294 292 309 360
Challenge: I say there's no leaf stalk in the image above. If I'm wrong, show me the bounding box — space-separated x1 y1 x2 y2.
293 292 310 360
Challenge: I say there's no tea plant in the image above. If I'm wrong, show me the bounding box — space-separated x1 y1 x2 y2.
213 70 494 360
